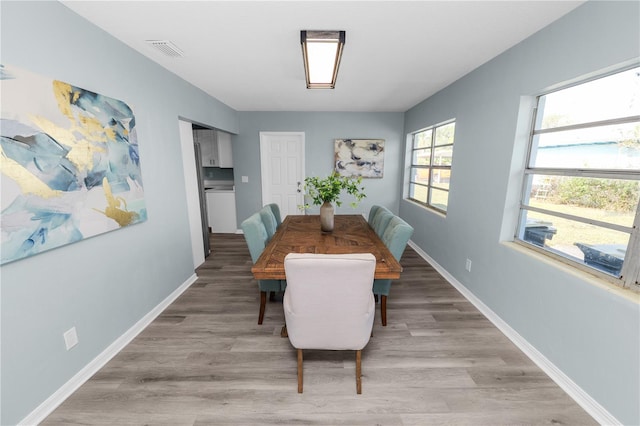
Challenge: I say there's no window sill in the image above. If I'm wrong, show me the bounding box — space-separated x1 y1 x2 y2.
502 240 640 303
404 198 447 218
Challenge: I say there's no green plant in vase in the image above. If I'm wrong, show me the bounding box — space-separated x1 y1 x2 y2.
302 172 366 232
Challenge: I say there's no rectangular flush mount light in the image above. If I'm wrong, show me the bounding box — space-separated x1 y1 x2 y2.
300 30 345 89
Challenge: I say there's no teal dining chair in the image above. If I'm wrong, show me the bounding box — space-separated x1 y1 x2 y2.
240 212 286 324
267 203 282 227
259 205 278 241
367 205 381 225
371 206 394 237
373 216 414 326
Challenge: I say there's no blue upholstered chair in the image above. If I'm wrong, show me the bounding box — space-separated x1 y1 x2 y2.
371 206 394 237
373 216 414 326
367 205 381 225
267 203 282 227
240 212 286 324
259 205 278 241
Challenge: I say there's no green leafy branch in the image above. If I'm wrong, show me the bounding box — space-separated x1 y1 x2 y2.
302 172 366 208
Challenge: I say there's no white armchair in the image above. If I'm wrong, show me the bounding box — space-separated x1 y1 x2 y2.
283 253 376 394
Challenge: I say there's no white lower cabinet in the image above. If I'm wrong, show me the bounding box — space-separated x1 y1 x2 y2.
206 191 237 233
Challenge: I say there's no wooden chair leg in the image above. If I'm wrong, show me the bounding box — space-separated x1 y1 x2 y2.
258 291 266 324
297 349 303 393
269 291 276 302
356 350 362 394
381 295 387 326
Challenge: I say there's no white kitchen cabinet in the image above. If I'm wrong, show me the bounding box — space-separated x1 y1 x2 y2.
216 131 233 168
194 129 218 167
206 191 237 233
194 129 233 168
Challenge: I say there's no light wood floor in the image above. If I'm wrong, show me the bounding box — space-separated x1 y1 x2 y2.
42 234 596 425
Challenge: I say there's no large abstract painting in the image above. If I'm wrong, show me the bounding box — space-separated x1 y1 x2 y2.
334 138 384 178
0 64 146 265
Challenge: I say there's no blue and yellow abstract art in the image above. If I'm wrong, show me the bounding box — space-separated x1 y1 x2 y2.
1 64 147 265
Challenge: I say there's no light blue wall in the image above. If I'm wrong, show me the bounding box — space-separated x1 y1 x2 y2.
0 2 238 424
235 112 405 223
2 1 639 425
401 2 639 424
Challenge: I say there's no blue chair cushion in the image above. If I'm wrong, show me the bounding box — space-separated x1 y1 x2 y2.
241 212 286 292
241 212 268 263
368 205 381 225
381 216 414 261
259 206 278 240
372 279 392 296
267 203 282 227
372 208 394 237
373 216 414 296
260 279 285 292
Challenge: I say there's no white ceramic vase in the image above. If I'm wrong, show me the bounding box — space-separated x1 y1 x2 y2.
320 201 334 233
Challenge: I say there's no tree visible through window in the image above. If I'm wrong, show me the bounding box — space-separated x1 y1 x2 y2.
517 66 640 289
407 121 455 213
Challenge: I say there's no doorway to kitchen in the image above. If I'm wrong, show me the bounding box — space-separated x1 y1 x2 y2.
178 118 207 269
259 132 305 218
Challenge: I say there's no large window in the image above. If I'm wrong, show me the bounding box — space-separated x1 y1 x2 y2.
408 121 455 213
517 66 640 290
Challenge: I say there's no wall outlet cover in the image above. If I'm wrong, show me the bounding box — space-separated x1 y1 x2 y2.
64 327 78 350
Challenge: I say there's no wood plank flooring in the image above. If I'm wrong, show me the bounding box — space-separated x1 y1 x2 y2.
42 234 596 425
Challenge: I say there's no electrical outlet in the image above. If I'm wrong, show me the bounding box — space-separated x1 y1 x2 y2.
241 176 249 183
465 259 472 272
64 327 78 350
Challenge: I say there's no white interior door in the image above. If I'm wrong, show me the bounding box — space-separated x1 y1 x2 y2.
259 132 305 218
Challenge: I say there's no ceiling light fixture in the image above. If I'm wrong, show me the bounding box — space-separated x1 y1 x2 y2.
300 30 345 89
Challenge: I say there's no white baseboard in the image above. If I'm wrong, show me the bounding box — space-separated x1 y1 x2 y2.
20 273 199 426
407 241 620 426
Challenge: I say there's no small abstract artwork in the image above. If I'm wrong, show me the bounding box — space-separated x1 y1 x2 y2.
0 64 147 265
334 139 384 178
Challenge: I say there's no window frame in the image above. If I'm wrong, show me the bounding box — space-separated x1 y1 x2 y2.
407 119 456 214
515 67 640 290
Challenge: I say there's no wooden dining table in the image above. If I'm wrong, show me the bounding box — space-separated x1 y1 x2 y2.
251 214 403 280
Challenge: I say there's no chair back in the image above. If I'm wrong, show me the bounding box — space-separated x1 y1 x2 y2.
283 253 376 350
367 205 381 224
381 216 414 261
371 207 394 237
267 203 282 227
240 212 269 263
259 206 278 240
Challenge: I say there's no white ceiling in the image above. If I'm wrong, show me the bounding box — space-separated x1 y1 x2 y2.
61 1 584 112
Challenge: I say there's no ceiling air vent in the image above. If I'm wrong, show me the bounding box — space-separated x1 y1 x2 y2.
146 40 184 57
